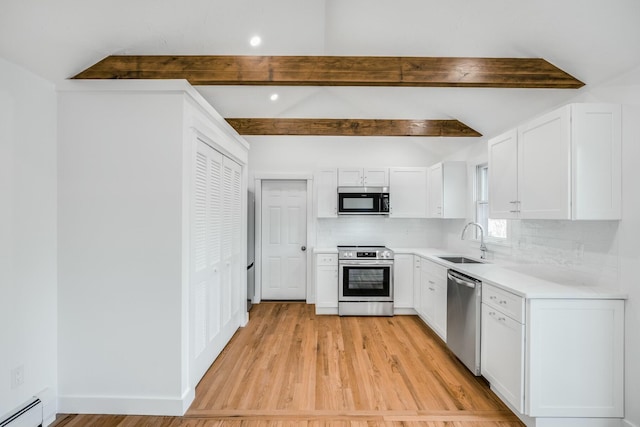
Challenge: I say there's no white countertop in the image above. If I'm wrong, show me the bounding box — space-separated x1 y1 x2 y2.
319 246 626 300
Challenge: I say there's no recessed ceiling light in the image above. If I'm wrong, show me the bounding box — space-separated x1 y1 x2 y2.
249 36 261 47
270 93 279 101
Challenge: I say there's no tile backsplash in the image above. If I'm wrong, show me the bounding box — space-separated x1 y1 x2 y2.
444 219 620 288
316 216 443 249
316 216 620 289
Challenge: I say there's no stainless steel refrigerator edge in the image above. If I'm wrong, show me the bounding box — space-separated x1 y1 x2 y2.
446 270 482 375
247 190 255 311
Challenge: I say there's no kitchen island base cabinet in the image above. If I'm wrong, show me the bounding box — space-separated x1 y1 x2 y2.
315 253 338 315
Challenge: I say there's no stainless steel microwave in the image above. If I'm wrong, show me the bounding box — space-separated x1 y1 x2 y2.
337 187 390 215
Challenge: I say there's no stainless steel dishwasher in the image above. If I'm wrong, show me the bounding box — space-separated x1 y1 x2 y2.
446 269 482 375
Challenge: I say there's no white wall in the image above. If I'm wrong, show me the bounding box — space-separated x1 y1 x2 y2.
247 135 458 180
0 58 57 417
57 91 187 414
248 135 452 248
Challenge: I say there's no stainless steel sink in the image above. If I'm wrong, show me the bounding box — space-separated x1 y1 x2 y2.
437 256 484 264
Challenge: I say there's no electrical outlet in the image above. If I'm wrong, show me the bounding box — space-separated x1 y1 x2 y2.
11 365 24 389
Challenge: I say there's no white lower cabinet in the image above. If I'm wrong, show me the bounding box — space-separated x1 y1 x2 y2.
418 257 447 341
481 285 525 413
526 299 624 419
481 284 624 425
315 253 338 314
393 254 415 310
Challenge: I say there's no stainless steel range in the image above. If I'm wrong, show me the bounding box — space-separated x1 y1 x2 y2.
338 245 394 316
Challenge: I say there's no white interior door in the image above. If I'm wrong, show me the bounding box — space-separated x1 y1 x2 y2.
261 180 307 300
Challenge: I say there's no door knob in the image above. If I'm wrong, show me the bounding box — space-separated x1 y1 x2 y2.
301 246 307 251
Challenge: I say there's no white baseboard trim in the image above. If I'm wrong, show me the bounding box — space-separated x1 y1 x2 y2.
58 388 194 417
394 308 418 315
315 307 338 315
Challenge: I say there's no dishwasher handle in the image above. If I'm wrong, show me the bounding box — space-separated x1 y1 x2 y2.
447 271 479 289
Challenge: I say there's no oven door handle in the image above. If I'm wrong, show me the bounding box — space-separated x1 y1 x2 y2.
340 261 394 267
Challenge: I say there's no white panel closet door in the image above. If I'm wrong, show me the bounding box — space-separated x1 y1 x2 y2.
191 140 223 383
261 180 307 300
221 156 241 324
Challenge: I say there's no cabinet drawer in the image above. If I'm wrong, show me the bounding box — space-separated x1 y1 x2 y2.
316 254 337 266
483 284 524 323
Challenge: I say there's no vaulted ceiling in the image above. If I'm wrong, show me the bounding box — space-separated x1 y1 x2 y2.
1 0 639 154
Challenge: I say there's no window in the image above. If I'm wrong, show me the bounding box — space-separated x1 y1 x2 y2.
476 164 508 240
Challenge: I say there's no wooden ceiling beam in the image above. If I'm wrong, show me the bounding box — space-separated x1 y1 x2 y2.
73 55 584 88
224 118 481 137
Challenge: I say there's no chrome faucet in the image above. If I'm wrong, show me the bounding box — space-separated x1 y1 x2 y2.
461 222 488 259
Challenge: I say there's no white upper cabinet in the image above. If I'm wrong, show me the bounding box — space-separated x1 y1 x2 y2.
488 129 519 219
315 169 338 218
488 103 621 220
518 106 572 219
571 104 622 219
338 167 389 187
389 167 427 218
427 162 467 218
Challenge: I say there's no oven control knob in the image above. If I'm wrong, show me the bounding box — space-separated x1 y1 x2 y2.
381 251 391 259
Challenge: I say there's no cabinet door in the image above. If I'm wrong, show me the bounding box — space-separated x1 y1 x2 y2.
389 167 427 218
488 129 519 219
481 303 524 413
315 169 337 218
393 254 414 309
432 278 447 341
413 257 421 311
315 255 338 311
442 162 467 218
364 168 389 186
518 106 571 219
419 267 436 324
527 299 624 417
427 164 443 218
571 104 622 220
338 168 364 186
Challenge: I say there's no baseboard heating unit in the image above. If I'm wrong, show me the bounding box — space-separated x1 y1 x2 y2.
0 398 42 427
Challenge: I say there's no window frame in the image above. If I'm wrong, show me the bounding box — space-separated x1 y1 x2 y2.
475 163 510 245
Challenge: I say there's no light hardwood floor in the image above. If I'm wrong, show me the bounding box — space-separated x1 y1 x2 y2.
52 302 523 426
